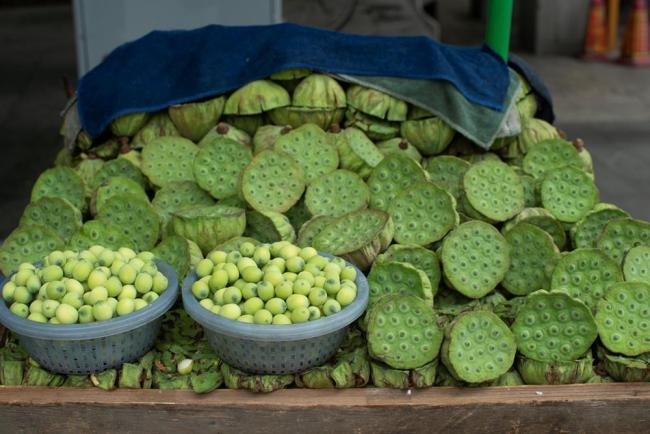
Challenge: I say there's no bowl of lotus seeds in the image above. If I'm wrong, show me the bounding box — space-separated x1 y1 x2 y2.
0 245 178 374
182 240 369 374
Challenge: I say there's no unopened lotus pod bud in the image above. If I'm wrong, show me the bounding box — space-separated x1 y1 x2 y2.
152 235 191 280
198 122 251 149
93 176 148 216
31 167 86 214
313 209 394 271
270 68 311 81
367 261 433 306
305 169 369 218
69 220 137 251
92 158 146 192
224 80 290 115
503 118 560 160
376 244 440 294
400 116 455 156
131 112 180 149
168 95 225 142
292 74 346 109
214 236 260 253
241 150 305 212
367 153 427 211
221 114 266 136
502 223 560 296
191 371 223 394
441 221 511 298
598 345 650 382
332 127 384 179
19 197 82 243
369 361 410 389
541 165 599 223
375 137 422 163
172 205 246 254
0 225 65 276
346 85 407 121
596 217 650 265
297 215 335 248
522 139 583 179
435 363 465 387
285 198 312 233
551 248 623 311
75 158 105 198
367 294 443 369
502 207 567 250
244 210 296 243
295 365 335 388
222 363 293 393
97 193 160 250
194 137 252 199
344 108 400 140
517 94 538 120
110 112 151 137
441 310 516 383
90 138 119 160
117 149 143 170
152 181 215 234
268 106 345 130
512 290 598 362
334 347 370 387
516 352 594 385
488 369 524 386
118 363 144 389
574 140 594 174
571 203 630 249
463 160 525 222
252 125 290 154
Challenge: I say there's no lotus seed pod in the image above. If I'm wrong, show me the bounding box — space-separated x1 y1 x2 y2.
551 248 623 310
69 220 137 251
623 246 650 284
97 193 160 250
194 137 252 199
241 150 305 213
441 221 511 298
30 167 86 213
488 370 525 386
223 80 290 115
172 205 245 254
595 281 650 356
512 290 598 362
502 207 567 250
570 203 630 249
518 174 541 207
110 112 151 137
346 85 407 121
19 197 82 243
141 136 198 187
168 95 225 142
522 139 583 179
221 363 294 392
93 176 148 215
198 122 252 149
516 352 594 385
597 217 650 265
130 112 180 149
367 294 443 369
152 235 191 280
305 169 369 218
285 198 312 233
441 310 516 383
331 127 384 179
367 261 433 307
501 118 560 161
400 115 455 156
376 244 440 295
463 160 525 222
152 181 215 234
89 138 120 160
370 360 438 389
598 345 650 382
517 93 538 120
252 125 290 154
270 68 311 81
344 108 400 140
221 114 266 136
577 146 594 174
541 165 599 223
375 137 422 163
389 181 458 246
272 123 338 184
74 159 105 198
292 73 346 109
91 158 146 193
313 209 394 271
244 210 296 243
423 155 468 189
502 223 560 296
268 106 345 130
297 215 336 248
367 153 428 211
0 225 65 276
214 236 260 254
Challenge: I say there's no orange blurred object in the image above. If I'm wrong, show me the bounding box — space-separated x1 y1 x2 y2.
619 0 650 66
583 0 609 60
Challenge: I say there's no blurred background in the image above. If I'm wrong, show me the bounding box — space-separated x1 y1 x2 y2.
0 0 649 237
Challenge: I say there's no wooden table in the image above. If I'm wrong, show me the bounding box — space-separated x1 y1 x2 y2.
1 383 649 433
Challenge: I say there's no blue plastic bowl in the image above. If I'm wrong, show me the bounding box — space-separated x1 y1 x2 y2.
0 260 178 374
182 253 368 374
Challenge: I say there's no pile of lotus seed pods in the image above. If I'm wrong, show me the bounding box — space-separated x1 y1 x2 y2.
1 68 649 391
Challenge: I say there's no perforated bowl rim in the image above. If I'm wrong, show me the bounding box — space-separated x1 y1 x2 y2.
0 260 178 340
182 253 369 342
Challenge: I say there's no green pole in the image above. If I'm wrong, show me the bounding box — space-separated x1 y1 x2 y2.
485 0 513 61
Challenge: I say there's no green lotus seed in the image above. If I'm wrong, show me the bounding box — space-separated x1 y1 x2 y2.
257 281 275 301
64 279 84 296
308 306 321 320
12 287 31 306
272 313 292 324
137 251 155 262
223 263 239 283
286 256 305 273
243 297 264 315
275 281 293 299
14 269 31 286
42 299 60 318
279 244 300 260
110 259 126 276
29 299 43 314
223 287 243 304
116 298 135 316
97 250 115 267
55 303 78 324
10 302 29 318
219 303 241 320
49 317 59 324
78 250 97 263
238 314 254 323
283 272 298 282
265 297 287 315
286 294 309 311
27 312 47 323
42 265 63 283
270 241 290 257
143 292 158 304
314 276 326 288
25 275 41 294
63 260 77 278
128 258 145 273
135 273 153 294
61 292 83 309
199 298 214 311
324 278 341 296
118 247 136 260
118 265 137 285
237 242 255 257
78 305 94 323
297 271 315 285
2 281 15 302
323 299 341 316
152 272 168 294
292 278 312 296
300 247 318 261
233 278 247 291
88 269 109 289
264 270 284 287
241 283 258 300
213 288 226 305
268 257 287 272
192 280 210 300
44 282 64 301
308 287 328 306
254 309 273 324
72 260 93 282
118 285 137 300
104 276 122 297
291 306 310 323
210 305 222 315
89 286 108 305
340 266 357 282
242 266 263 283
253 246 271 266
208 269 228 291
134 298 148 310
196 259 214 278
208 250 227 264
227 250 242 264
141 262 158 276
336 286 356 306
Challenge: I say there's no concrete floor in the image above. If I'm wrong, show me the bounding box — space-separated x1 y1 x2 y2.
0 3 648 239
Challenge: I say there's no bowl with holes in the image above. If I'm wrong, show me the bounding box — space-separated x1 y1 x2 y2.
182 253 368 374
0 260 178 375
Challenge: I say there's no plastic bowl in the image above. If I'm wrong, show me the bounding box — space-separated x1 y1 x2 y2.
182 253 368 374
0 260 178 374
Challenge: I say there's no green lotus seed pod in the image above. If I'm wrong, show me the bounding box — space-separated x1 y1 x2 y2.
328 127 383 179
570 203 629 249
516 352 594 385
10 302 29 318
88 138 119 160
152 183 215 235
296 216 335 248
224 80 289 115
463 160 525 222
376 244 440 296
171 205 246 254
424 155 470 195
30 166 86 213
96 193 160 251
269 106 345 131
244 210 296 244
194 137 252 200
252 125 290 154
55 303 78 324
598 345 650 382
367 152 428 211
74 158 104 199
441 221 511 298
500 118 560 161
305 169 369 218
400 116 455 156
623 246 650 284
130 112 180 149
345 106 401 140
198 121 252 149
141 136 198 187
368 261 433 307
502 207 567 250
376 137 423 163
346 85 407 121
596 217 650 265
291 74 346 109
20 197 82 243
110 112 150 137
0 225 65 277
541 165 599 223
512 290 598 362
168 95 225 142
522 139 583 179
68 220 137 252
